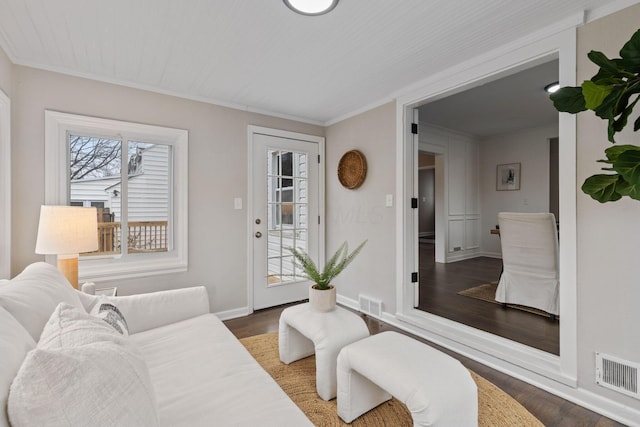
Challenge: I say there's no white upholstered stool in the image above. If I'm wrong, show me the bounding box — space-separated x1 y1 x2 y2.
337 331 478 426
279 303 370 401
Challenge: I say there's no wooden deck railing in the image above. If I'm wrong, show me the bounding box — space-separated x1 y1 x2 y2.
89 221 168 255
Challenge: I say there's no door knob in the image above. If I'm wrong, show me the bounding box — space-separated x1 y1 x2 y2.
255 218 261 224
255 231 262 238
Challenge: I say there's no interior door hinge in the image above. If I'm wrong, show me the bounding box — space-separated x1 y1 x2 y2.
411 197 418 209
411 123 418 134
411 272 418 283
318 216 321 225
318 154 321 163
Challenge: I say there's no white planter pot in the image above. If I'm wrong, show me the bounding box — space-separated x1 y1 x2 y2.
309 285 336 312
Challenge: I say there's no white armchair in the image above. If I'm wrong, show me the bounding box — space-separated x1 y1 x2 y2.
494 212 559 316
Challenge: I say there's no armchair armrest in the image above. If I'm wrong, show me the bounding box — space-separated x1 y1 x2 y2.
78 286 210 334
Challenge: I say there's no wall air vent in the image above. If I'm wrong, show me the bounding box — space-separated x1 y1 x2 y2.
595 352 640 399
358 295 382 318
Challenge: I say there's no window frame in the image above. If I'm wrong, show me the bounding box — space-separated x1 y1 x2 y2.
44 111 188 282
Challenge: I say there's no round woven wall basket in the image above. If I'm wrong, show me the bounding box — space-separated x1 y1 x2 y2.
337 150 367 189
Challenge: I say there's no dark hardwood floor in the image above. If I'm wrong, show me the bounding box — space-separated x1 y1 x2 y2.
224 303 623 427
418 242 560 355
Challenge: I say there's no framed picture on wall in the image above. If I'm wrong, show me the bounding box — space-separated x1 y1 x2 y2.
496 163 521 191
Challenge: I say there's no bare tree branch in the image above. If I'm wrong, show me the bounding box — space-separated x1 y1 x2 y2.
69 136 121 180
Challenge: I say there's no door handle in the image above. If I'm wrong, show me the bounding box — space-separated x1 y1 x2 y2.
255 231 262 238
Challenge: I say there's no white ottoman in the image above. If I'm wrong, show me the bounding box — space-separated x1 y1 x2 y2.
337 331 478 426
279 303 370 401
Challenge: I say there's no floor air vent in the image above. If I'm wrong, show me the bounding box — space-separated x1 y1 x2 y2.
358 295 382 317
595 352 640 399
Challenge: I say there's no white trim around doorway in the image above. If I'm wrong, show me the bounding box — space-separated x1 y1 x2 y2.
394 25 578 388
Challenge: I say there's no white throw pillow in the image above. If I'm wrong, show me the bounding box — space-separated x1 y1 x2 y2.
90 299 130 336
8 341 159 427
38 303 127 349
0 263 84 341
0 307 36 427
8 303 159 427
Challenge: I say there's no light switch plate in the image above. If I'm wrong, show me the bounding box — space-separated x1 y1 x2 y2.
234 198 243 210
385 194 393 207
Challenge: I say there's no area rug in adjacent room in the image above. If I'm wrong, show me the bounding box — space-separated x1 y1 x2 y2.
240 332 543 426
457 281 556 318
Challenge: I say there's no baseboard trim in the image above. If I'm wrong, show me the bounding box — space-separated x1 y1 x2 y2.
479 251 502 259
336 293 640 427
214 306 252 320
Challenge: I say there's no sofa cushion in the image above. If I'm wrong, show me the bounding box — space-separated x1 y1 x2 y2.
131 313 312 426
0 306 36 427
0 262 83 341
8 304 158 427
38 303 127 349
8 342 159 427
90 300 129 336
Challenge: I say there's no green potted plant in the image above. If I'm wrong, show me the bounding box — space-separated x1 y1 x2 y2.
289 240 367 312
550 28 640 203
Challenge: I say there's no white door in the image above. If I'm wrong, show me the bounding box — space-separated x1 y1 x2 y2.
250 127 323 310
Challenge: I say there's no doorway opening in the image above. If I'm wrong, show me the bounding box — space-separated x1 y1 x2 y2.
414 60 560 355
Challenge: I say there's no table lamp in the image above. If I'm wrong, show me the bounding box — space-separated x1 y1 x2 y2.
35 205 98 288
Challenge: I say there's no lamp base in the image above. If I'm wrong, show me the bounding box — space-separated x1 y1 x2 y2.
57 255 79 289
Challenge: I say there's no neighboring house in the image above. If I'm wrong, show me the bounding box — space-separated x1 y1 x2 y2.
70 144 170 223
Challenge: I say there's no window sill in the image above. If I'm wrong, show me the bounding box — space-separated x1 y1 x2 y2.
78 254 187 283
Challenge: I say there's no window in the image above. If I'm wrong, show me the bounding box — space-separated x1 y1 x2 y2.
267 149 309 282
44 111 188 282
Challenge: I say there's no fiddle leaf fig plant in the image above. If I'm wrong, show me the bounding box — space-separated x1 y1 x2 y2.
550 28 640 203
288 240 367 290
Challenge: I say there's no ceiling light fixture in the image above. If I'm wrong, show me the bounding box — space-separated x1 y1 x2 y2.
544 82 560 94
283 0 339 16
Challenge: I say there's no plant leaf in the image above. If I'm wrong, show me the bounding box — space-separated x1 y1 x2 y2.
612 147 640 185
581 174 622 203
619 29 640 72
588 51 622 75
604 144 640 162
635 115 640 132
288 240 367 290
614 176 640 200
612 96 640 135
593 86 623 120
582 80 614 110
549 86 586 113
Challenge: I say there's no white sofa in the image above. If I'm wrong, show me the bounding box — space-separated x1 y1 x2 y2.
0 262 312 426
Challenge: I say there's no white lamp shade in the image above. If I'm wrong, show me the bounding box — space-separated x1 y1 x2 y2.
35 206 98 255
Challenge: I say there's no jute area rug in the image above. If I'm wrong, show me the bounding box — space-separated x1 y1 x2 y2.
457 282 555 319
240 332 543 426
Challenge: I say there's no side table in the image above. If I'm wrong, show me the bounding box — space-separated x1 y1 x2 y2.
279 303 370 400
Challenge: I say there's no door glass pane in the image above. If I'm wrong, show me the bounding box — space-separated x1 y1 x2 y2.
266 149 310 286
126 141 171 254
68 134 121 256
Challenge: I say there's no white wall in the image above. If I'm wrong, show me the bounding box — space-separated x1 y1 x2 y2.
325 102 397 314
419 124 481 262
9 65 324 313
575 5 640 411
480 124 556 256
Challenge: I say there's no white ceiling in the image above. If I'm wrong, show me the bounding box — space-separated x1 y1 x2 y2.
419 60 559 138
0 0 631 125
